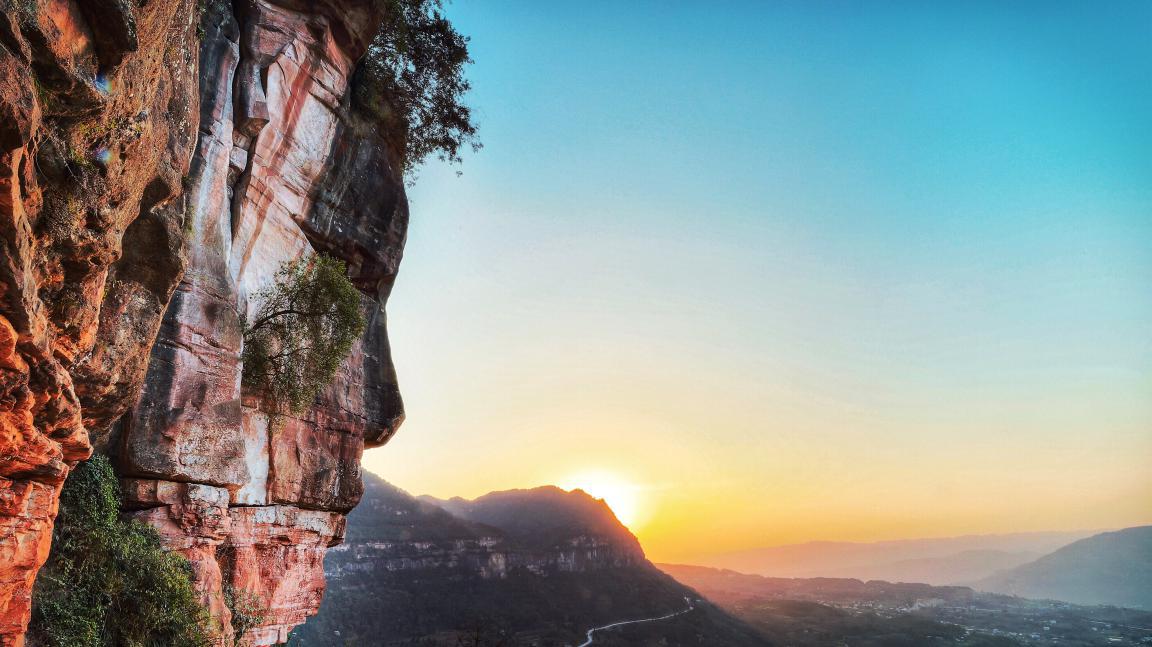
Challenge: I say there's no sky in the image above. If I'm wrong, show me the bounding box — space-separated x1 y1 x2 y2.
363 0 1152 564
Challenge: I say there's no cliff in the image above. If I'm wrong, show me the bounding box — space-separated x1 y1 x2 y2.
0 1 409 644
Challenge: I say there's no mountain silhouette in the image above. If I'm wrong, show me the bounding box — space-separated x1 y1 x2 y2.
977 526 1152 609
291 473 766 645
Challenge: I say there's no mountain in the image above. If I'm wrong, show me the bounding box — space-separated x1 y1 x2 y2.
977 526 1152 609
701 531 1097 584
290 474 767 646
868 550 1042 586
426 487 645 555
346 475 505 544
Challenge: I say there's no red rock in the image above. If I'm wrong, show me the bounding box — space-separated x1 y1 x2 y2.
119 2 407 642
221 506 346 645
123 479 235 639
1 0 410 644
0 0 200 642
0 478 59 643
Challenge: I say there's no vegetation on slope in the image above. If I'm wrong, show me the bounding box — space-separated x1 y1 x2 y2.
223 584 268 647
27 456 212 647
292 567 763 646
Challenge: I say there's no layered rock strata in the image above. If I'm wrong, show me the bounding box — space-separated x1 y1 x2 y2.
1 0 408 644
0 0 199 641
331 534 645 580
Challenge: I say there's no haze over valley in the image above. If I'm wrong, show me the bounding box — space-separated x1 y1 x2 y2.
294 475 1152 646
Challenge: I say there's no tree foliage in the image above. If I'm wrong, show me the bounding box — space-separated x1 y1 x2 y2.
28 455 213 647
357 0 479 174
223 584 268 647
241 254 366 413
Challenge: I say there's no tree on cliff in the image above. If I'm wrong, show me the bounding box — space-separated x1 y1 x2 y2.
357 0 480 174
241 254 366 413
28 456 212 647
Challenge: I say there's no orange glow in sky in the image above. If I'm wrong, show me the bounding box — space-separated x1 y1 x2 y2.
559 471 649 531
362 0 1152 565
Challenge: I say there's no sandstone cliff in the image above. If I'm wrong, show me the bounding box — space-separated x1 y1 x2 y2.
0 0 409 644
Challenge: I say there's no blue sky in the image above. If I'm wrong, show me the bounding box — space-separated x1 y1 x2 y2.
366 1 1152 560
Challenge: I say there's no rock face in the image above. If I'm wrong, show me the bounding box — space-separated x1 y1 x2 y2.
0 0 408 644
0 0 199 641
117 0 407 644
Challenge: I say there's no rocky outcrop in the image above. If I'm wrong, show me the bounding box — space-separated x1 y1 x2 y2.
0 0 199 641
0 0 409 644
116 0 407 644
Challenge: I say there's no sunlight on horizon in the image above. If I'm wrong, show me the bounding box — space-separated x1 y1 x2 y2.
559 471 650 532
366 0 1152 564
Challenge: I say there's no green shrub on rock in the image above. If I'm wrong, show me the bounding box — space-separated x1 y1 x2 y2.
223 584 268 647
28 455 213 647
241 254 366 414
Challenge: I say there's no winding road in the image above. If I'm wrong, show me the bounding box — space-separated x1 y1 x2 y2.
577 598 695 646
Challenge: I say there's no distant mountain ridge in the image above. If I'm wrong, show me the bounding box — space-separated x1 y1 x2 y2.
876 549 1040 586
702 530 1099 584
659 563 978 606
292 473 767 645
658 562 1152 646
977 525 1152 609
424 486 645 556
331 477 645 580
346 476 504 543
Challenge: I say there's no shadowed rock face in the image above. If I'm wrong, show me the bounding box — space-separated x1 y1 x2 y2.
0 0 408 644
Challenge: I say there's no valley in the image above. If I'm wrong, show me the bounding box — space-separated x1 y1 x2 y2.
663 564 1152 646
288 474 766 645
290 474 1152 646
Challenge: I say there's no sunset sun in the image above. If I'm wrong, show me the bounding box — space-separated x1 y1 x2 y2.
561 471 644 530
